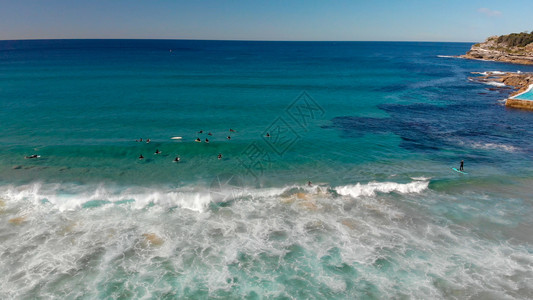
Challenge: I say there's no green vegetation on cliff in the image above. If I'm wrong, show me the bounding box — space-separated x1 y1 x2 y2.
496 31 533 47
462 32 533 65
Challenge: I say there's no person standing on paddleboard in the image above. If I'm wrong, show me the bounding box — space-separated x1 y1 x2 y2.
460 160 464 171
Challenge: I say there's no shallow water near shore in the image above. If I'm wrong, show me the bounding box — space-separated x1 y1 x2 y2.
1 40 533 299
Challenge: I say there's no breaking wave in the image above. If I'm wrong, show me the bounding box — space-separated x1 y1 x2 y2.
335 180 429 198
0 179 431 213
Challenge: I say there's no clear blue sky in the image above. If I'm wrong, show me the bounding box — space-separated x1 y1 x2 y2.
0 0 531 42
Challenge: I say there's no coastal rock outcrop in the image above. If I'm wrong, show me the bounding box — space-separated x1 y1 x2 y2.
470 71 533 111
470 71 533 94
500 73 533 94
461 32 533 65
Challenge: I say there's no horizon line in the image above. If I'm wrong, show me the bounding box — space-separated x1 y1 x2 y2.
0 38 477 44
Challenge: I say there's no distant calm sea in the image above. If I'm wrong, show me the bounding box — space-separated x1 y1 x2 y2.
1 40 532 299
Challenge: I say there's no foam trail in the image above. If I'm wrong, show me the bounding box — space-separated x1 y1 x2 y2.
456 141 519 152
470 142 518 152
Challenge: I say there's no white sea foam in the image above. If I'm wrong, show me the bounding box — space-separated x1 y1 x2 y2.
1 179 531 299
478 71 506 76
0 181 430 214
436 55 455 58
0 183 213 212
411 176 431 181
470 142 518 152
335 180 429 198
482 81 506 87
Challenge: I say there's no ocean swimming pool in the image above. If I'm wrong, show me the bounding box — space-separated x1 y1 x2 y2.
512 84 533 100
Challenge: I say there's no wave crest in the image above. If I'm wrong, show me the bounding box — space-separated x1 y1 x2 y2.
335 181 429 198
0 179 430 213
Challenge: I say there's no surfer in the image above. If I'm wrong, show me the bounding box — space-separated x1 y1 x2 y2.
227 136 231 140
195 138 201 142
139 138 143 142
218 153 222 160
139 154 144 160
208 132 213 136
266 133 270 137
460 160 464 171
198 130 203 134
155 149 161 154
174 156 180 162
229 129 236 132
205 138 209 143
25 154 39 159
146 139 151 143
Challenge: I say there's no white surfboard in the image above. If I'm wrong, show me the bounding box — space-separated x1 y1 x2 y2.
171 137 182 140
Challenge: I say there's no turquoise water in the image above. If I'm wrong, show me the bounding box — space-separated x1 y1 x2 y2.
1 40 533 299
514 87 533 100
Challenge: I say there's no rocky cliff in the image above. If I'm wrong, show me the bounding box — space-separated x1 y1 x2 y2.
461 32 533 65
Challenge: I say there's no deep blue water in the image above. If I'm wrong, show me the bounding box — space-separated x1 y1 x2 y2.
0 40 532 299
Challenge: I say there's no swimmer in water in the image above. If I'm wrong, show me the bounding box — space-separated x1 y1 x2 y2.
139 154 144 160
307 181 312 187
266 133 270 137
174 156 180 162
205 138 209 143
227 136 231 140
217 153 222 160
155 149 161 154
198 130 203 134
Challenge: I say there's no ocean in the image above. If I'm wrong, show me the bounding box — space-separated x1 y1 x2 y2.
0 39 532 299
